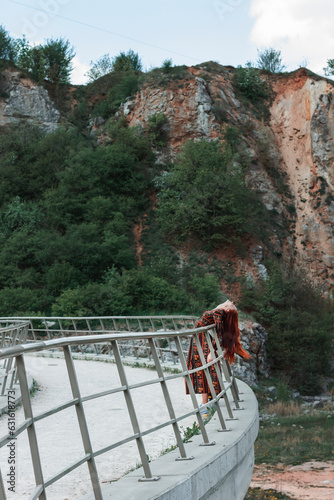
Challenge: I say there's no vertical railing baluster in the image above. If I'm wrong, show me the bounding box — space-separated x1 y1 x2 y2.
111 339 160 481
147 338 193 460
63 345 103 500
193 333 228 431
205 330 235 421
16 354 46 499
173 335 214 446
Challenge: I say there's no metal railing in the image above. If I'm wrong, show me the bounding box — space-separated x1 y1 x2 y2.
0 318 242 500
0 320 29 396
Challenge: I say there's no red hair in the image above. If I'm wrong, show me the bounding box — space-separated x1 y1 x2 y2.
214 308 251 364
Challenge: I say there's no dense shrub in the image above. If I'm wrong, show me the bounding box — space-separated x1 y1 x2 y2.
0 25 16 62
241 265 333 395
107 71 139 113
147 112 168 148
256 48 286 73
156 139 264 248
234 63 270 103
0 123 153 313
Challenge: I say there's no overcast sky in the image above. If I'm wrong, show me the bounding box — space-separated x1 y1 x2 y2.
1 0 332 83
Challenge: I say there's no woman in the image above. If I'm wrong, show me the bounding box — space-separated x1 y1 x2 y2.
186 300 250 413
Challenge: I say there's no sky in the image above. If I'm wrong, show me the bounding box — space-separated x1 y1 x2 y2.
1 0 333 84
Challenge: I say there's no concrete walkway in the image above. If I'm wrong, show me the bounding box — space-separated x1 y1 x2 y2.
0 354 203 500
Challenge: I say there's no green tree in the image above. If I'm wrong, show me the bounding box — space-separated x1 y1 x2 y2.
156 139 263 247
234 62 270 102
162 59 173 73
107 72 139 113
112 49 142 72
0 197 43 236
241 265 333 394
43 37 75 85
147 112 168 148
256 48 286 73
0 25 16 62
86 53 113 82
324 58 334 76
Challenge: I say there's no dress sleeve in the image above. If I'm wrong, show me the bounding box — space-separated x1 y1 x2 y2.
195 310 215 328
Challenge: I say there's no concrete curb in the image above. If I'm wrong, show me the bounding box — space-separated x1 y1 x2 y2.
80 380 259 500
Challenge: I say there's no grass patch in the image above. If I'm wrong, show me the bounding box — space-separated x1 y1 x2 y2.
245 487 295 500
255 413 334 465
266 401 304 417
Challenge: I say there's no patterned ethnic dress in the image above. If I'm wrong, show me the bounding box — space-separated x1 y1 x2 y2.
186 308 225 395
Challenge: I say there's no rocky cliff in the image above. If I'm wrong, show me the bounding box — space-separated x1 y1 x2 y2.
0 68 60 132
121 65 334 295
1 63 334 295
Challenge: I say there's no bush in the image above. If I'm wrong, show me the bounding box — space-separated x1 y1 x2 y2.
42 37 75 85
156 139 264 248
0 25 16 62
234 62 270 103
0 287 42 315
147 112 168 148
86 53 113 82
256 48 286 73
112 50 142 72
241 264 333 394
162 59 173 73
107 71 139 113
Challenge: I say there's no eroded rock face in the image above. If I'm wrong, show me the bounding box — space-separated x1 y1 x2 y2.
124 66 334 294
123 69 221 161
270 70 334 292
233 322 269 386
0 69 60 132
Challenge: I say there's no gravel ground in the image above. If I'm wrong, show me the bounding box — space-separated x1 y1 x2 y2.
0 355 200 500
251 462 334 499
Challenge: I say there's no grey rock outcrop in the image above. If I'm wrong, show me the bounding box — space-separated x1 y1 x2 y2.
233 322 270 386
0 69 60 132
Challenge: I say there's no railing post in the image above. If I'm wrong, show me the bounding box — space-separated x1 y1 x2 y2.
111 339 160 481
147 338 193 460
205 330 236 424
211 329 241 408
16 354 46 500
173 335 215 446
193 331 228 431
63 345 103 500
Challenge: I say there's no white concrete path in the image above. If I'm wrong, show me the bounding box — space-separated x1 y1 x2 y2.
0 355 200 500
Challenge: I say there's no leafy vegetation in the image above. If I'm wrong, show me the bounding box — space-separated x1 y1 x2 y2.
244 488 293 500
234 63 273 120
0 119 225 316
86 53 114 82
245 489 294 500
235 63 270 102
256 48 286 73
147 112 168 148
0 25 16 63
156 138 265 248
241 264 334 394
254 412 334 465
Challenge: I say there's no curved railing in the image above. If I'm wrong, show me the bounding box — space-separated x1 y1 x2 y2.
0 320 29 396
0 317 251 499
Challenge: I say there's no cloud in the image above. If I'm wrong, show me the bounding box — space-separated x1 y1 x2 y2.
249 0 334 74
71 56 90 85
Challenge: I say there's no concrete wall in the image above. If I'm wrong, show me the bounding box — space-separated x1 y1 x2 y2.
81 380 259 500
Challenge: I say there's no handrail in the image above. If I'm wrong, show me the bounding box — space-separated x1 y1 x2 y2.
0 319 242 500
0 320 30 396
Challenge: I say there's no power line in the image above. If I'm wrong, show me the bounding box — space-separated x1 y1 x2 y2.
8 0 201 63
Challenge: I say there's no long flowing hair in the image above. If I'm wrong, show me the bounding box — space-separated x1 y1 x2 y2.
215 308 251 364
